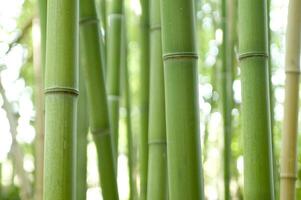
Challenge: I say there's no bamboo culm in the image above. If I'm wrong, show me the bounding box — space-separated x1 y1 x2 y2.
280 0 301 199
161 0 204 199
221 0 234 199
75 68 89 200
79 0 119 199
139 0 150 198
147 0 167 199
120 17 136 200
43 0 79 199
106 0 123 163
239 0 275 199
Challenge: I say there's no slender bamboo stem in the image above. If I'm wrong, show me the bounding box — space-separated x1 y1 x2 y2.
239 0 274 199
139 0 150 199
120 17 135 200
76 68 89 200
43 0 79 199
280 0 301 199
161 0 204 199
79 0 119 199
147 0 167 199
221 0 233 198
106 0 123 163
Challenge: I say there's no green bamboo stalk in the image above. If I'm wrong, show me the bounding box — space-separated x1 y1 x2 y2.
280 0 301 199
161 0 203 199
76 68 89 200
146 0 167 199
221 0 234 199
238 0 274 199
43 0 79 199
79 0 119 199
120 18 135 200
139 0 150 199
106 0 123 162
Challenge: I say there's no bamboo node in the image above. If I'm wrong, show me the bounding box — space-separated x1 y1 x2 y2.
91 128 110 137
238 52 268 61
280 173 297 180
163 52 198 61
148 140 166 145
108 95 120 101
285 68 301 74
150 25 161 32
79 17 99 26
44 87 79 96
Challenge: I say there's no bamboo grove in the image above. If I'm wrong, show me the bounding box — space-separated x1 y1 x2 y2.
0 0 301 199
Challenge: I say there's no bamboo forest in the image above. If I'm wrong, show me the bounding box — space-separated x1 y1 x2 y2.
0 0 301 199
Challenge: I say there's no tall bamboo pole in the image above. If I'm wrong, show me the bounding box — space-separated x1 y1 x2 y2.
161 0 203 199
76 68 89 200
106 0 123 162
280 0 301 199
120 17 135 200
139 0 150 199
239 0 274 199
147 0 167 199
79 0 119 199
43 0 79 199
221 0 233 198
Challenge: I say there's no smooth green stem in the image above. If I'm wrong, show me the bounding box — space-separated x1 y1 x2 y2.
79 0 119 199
106 0 123 163
43 0 79 199
239 0 274 199
76 68 89 200
147 0 167 199
120 17 136 200
221 0 233 199
139 0 150 199
161 0 204 199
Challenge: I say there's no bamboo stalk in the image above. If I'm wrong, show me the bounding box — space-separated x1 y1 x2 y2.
106 0 123 162
139 0 150 198
238 0 274 199
120 17 136 200
79 0 119 199
221 0 233 198
280 0 301 199
161 0 204 199
146 0 167 199
76 67 89 200
43 0 79 199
